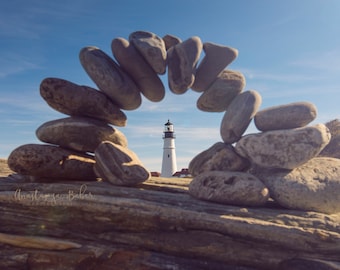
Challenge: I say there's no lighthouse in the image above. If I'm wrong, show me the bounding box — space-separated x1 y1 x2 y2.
161 120 178 177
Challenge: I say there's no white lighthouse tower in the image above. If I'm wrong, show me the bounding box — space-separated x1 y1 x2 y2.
161 120 178 177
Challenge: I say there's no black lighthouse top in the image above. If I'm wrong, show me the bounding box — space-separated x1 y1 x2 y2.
163 120 175 138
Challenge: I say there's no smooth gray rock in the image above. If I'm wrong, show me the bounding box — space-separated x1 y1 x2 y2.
220 90 262 143
94 141 150 186
167 36 202 94
254 101 317 131
189 142 250 177
235 124 331 170
129 31 167 74
39 77 127 127
192 43 238 92
7 144 96 180
197 70 245 112
111 37 165 102
162 34 181 50
36 116 127 153
256 157 340 214
189 171 269 207
79 46 141 110
319 119 340 159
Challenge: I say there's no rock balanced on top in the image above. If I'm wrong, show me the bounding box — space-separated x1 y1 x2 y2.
6 30 339 213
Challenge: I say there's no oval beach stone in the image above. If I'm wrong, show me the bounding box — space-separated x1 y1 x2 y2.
111 37 165 102
256 157 340 214
220 90 262 144
189 171 269 207
162 34 182 50
189 142 250 177
36 116 127 153
192 42 238 92
235 124 331 170
254 101 317 131
79 46 141 110
129 31 167 74
39 77 127 126
167 36 203 94
94 141 150 186
197 70 245 112
7 144 96 180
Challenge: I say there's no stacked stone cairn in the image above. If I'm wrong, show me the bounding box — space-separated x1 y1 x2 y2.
7 31 340 214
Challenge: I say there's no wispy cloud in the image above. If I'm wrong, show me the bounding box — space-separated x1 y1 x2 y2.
0 53 42 78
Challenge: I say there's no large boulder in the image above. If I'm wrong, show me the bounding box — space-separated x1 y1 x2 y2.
255 157 340 214
235 124 331 170
319 119 340 159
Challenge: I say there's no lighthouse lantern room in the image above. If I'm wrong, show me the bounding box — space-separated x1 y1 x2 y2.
161 120 178 177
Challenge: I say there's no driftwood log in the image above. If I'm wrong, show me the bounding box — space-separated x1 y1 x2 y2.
0 160 339 270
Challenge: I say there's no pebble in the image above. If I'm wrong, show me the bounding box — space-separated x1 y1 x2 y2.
189 171 269 207
162 34 182 50
111 37 165 102
167 36 202 94
36 116 127 153
235 124 331 170
220 90 262 143
129 31 167 74
197 70 245 112
191 42 238 92
7 144 96 180
94 141 150 186
79 46 141 110
188 142 250 177
39 77 127 126
254 101 317 131
256 157 340 214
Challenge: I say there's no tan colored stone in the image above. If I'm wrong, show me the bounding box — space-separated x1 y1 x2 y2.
94 141 150 186
39 77 127 127
111 37 165 102
79 46 141 110
197 70 245 112
162 34 181 50
189 142 250 177
319 119 340 159
129 31 167 74
7 144 96 180
192 43 238 92
220 90 262 143
254 101 317 131
167 36 202 94
189 171 269 207
235 124 331 170
256 157 340 214
36 116 127 153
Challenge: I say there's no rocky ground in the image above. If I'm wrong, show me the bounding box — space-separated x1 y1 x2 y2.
0 159 13 177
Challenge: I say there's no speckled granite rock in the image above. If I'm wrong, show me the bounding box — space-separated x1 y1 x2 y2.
39 77 127 126
36 116 127 153
189 142 250 177
235 124 331 169
192 43 238 92
220 90 262 143
79 46 141 110
189 171 269 207
7 144 96 180
111 37 165 102
255 157 340 214
94 141 150 186
167 36 202 94
254 101 317 131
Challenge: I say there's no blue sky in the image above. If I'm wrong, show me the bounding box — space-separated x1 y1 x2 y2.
1 0 339 172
